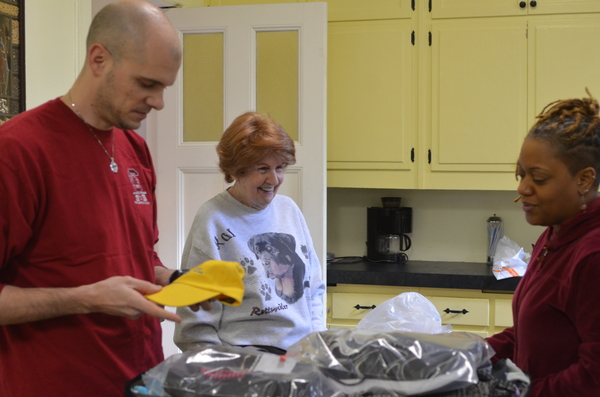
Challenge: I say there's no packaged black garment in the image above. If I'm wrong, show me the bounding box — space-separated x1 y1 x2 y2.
128 345 339 397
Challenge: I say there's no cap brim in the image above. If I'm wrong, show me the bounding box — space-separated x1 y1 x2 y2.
145 283 220 307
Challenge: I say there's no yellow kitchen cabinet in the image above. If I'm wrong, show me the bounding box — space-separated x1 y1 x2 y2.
431 0 600 19
494 298 514 334
528 16 600 120
423 9 600 189
529 0 600 15
327 18 417 189
209 0 413 19
308 0 413 22
207 0 304 5
327 284 513 337
431 0 529 19
424 17 527 190
314 0 417 189
329 0 600 190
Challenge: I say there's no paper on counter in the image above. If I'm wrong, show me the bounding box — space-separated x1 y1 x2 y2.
492 236 531 280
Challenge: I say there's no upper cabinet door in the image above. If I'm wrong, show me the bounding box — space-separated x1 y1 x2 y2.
528 0 600 15
432 0 600 19
432 0 527 19
312 0 413 21
529 16 600 118
327 19 416 189
425 18 528 190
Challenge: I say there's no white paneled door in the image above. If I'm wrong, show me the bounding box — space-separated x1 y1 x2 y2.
145 3 327 358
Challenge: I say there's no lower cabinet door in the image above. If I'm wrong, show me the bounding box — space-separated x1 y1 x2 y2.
326 286 513 337
330 292 397 321
426 296 490 327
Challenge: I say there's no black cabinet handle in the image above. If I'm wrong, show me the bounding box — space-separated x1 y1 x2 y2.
443 308 469 314
530 0 537 6
519 1 526 7
354 304 376 310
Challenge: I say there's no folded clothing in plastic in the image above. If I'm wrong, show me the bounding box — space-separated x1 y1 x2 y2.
424 359 530 397
286 329 496 396
132 346 337 397
128 332 528 397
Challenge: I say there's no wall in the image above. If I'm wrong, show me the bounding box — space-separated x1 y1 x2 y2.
327 187 543 263
25 0 90 109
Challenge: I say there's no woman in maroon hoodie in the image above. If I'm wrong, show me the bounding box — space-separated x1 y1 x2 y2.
487 89 600 396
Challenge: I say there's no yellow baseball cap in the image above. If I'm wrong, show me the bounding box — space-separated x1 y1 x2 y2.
146 260 245 307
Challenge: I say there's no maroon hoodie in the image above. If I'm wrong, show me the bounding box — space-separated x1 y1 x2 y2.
487 197 600 396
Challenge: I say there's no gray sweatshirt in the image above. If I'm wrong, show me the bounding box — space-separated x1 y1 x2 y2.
174 190 326 352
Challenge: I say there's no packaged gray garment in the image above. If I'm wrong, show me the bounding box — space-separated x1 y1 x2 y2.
426 359 530 397
286 329 496 396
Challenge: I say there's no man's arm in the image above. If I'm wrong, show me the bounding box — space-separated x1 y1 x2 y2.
155 265 175 287
0 276 181 325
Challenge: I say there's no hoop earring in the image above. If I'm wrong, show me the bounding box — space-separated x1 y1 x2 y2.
581 189 590 211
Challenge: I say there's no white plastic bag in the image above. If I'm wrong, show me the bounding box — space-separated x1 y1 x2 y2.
492 236 531 280
356 292 451 333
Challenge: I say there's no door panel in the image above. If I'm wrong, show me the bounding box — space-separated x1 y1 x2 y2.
529 17 600 119
317 0 412 21
431 0 524 19
529 0 600 15
182 32 224 142
147 2 327 358
327 19 414 182
430 18 527 173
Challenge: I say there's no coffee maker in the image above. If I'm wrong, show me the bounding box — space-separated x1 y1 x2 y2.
366 197 412 263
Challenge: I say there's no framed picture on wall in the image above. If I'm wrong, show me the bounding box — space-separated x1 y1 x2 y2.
0 0 23 125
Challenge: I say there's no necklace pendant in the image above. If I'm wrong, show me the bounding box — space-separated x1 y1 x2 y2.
110 158 119 173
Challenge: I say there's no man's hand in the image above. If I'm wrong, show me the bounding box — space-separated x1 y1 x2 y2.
78 276 181 322
0 277 182 325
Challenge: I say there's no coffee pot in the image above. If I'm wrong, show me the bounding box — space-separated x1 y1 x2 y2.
366 197 412 263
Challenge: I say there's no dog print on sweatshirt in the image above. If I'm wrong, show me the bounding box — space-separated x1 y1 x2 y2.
247 232 309 304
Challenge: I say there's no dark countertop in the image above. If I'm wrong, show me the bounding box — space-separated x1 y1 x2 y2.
326 259 521 292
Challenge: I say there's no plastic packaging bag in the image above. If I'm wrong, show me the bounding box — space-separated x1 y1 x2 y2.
356 292 452 333
286 329 495 396
128 333 529 397
130 345 339 397
492 236 531 280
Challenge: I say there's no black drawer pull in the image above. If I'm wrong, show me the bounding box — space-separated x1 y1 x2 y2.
354 304 376 310
443 308 469 315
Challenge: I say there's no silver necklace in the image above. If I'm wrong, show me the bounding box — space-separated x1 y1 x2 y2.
68 98 118 173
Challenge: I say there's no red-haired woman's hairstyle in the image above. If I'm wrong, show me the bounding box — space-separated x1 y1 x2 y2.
217 112 296 183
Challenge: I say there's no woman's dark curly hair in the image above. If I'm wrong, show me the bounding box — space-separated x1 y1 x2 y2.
527 88 600 188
